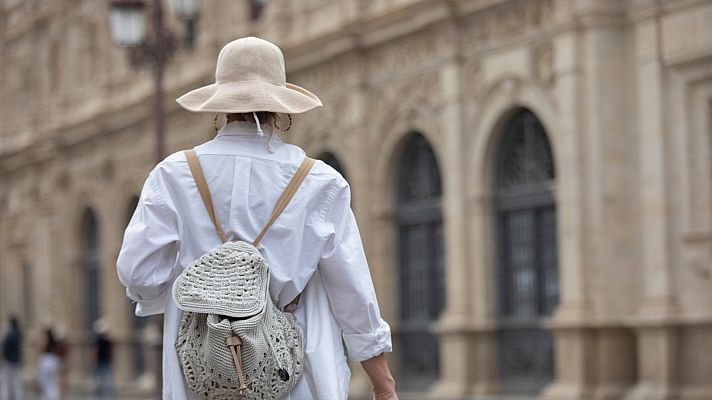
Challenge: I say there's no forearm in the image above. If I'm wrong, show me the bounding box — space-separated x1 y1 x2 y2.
360 353 396 395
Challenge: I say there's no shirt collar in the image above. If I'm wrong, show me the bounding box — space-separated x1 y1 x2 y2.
216 120 276 139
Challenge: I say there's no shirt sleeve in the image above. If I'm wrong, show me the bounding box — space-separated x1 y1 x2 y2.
116 169 180 316
318 179 392 362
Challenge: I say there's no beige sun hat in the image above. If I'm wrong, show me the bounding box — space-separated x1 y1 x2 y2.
176 36 322 114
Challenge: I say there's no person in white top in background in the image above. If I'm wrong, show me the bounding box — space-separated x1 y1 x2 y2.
36 329 60 400
117 37 397 400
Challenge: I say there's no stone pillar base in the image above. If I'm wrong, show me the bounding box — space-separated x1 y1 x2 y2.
429 380 471 399
677 385 712 400
430 316 478 399
592 383 632 400
539 382 591 400
539 305 596 400
624 322 677 400
624 383 677 400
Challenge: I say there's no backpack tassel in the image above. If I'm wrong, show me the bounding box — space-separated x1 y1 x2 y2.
226 336 248 396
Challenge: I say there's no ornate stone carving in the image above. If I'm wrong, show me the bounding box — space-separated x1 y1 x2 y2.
532 42 554 87
462 0 555 48
366 25 455 80
290 54 361 97
369 70 440 117
464 61 485 99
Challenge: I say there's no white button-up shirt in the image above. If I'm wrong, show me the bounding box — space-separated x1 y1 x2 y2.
116 121 392 400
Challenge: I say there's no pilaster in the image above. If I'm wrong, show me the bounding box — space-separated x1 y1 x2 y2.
625 3 679 399
429 53 477 399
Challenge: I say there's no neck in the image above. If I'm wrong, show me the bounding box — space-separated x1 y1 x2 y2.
226 113 274 127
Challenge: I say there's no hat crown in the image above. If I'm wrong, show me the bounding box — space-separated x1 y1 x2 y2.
215 37 286 86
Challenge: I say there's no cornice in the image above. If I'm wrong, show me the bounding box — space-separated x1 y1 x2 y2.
2 0 707 175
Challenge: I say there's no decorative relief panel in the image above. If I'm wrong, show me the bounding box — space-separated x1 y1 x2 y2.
366 25 455 81
368 70 441 142
289 54 361 97
463 61 485 100
461 0 555 48
532 42 555 87
360 0 421 20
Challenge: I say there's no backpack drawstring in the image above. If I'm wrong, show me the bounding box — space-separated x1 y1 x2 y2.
226 336 248 396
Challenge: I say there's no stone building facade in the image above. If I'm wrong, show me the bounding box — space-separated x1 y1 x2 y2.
1 0 711 399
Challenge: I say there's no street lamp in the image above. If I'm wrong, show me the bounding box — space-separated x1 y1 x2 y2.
108 1 202 395
108 1 146 47
108 0 203 163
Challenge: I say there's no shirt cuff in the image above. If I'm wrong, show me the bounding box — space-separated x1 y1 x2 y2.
127 288 166 316
342 319 393 362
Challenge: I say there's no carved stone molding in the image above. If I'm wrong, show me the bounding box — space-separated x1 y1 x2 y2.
368 70 441 127
290 53 361 97
461 0 555 49
463 61 485 100
366 24 455 81
532 41 555 87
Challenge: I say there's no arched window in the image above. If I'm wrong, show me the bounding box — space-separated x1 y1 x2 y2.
82 209 101 333
126 196 147 379
396 133 445 389
494 109 559 393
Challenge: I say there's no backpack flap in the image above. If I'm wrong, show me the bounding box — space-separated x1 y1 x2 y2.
173 241 270 318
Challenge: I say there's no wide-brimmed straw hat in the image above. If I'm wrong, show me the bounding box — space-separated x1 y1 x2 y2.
176 37 322 114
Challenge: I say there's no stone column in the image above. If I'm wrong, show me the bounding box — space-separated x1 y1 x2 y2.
540 26 596 400
98 191 135 389
431 61 478 398
466 194 499 396
570 9 640 400
351 89 387 398
625 4 679 400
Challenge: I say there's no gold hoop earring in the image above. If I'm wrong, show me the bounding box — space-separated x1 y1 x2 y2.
283 114 292 132
213 114 219 132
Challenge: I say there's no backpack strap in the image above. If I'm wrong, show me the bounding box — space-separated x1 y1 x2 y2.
184 149 314 311
184 149 228 243
259 157 314 313
253 157 315 247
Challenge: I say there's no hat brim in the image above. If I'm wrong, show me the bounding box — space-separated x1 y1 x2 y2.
176 80 322 114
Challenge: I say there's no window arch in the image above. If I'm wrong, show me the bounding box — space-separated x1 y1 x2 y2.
82 209 101 333
395 133 445 389
494 109 559 393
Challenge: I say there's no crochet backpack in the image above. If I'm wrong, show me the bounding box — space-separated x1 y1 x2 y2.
172 149 314 399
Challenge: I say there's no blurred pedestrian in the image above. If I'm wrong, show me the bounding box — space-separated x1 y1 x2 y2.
36 328 60 400
1 316 22 400
92 319 114 397
53 328 69 400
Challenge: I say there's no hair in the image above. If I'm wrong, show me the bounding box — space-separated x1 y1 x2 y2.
44 328 57 354
221 112 292 132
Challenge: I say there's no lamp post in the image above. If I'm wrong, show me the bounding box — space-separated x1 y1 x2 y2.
108 1 202 396
109 0 202 164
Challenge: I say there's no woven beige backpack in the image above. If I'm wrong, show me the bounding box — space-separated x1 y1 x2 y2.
172 149 314 399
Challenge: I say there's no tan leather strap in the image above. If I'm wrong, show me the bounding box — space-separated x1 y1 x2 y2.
253 157 315 247
184 149 228 243
185 150 314 310
185 149 315 247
